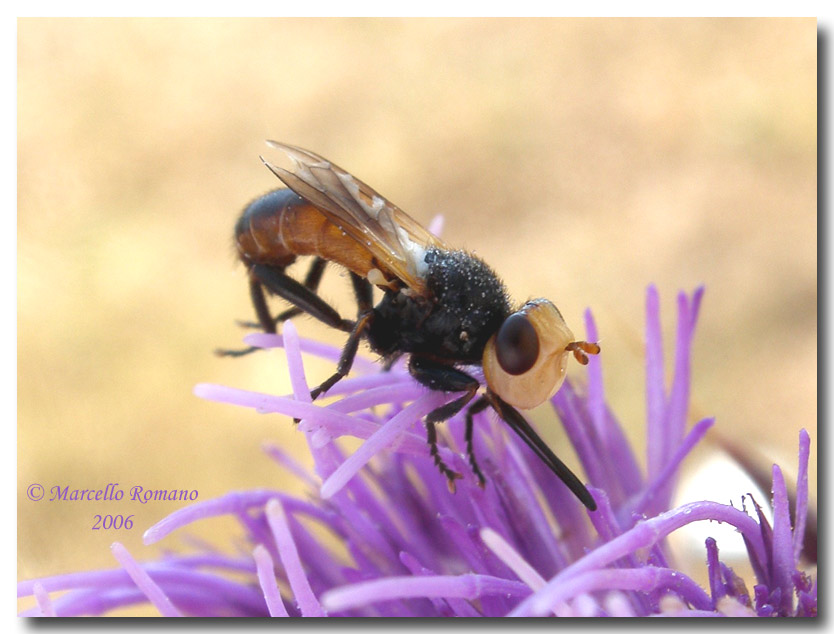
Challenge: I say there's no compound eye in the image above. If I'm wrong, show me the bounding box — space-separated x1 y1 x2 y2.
495 313 540 375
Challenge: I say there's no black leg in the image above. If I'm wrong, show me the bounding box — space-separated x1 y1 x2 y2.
408 357 482 491
268 257 329 326
409 357 481 423
215 279 276 357
251 277 277 333
464 395 490 488
261 267 371 330
426 418 462 493
302 274 371 407
252 263 353 333
350 272 374 314
236 258 329 329
218 259 351 358
309 311 374 400
485 390 597 511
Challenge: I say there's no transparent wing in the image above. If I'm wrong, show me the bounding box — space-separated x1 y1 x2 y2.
260 141 447 293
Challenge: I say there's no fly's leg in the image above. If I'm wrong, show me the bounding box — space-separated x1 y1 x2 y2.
408 357 481 492
251 263 353 332
307 273 376 400
350 271 373 314
464 395 490 488
425 419 461 493
309 311 374 400
215 278 275 357
216 261 352 357
236 257 329 329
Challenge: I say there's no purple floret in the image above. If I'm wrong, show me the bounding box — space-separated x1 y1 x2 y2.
18 286 815 617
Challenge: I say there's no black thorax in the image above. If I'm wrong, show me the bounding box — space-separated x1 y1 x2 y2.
367 247 511 364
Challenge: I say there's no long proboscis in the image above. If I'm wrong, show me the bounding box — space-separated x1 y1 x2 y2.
488 392 597 511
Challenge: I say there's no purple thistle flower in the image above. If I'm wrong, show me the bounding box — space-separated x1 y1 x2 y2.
18 287 816 617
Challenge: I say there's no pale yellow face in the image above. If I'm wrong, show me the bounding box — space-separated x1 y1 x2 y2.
483 299 577 410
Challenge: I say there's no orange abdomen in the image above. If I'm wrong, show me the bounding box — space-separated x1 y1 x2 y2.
235 188 377 277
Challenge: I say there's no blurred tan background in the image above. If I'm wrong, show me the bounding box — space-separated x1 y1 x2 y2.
19 18 816 589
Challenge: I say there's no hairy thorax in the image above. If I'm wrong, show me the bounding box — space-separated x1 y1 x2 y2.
367 247 511 364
